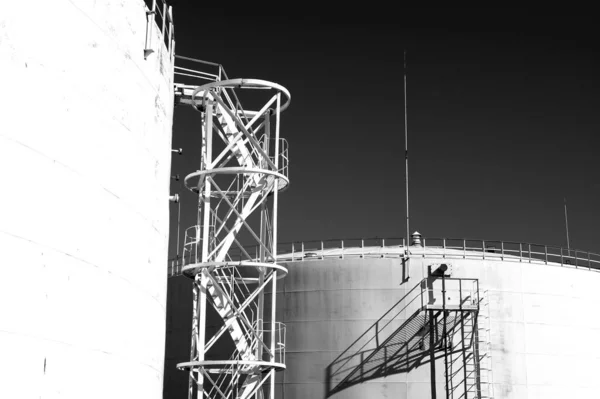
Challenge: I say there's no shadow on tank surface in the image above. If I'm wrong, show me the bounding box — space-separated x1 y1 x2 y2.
325 281 471 397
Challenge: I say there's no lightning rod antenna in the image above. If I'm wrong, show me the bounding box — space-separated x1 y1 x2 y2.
404 50 410 252
564 197 571 253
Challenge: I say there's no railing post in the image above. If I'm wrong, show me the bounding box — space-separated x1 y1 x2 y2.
361 239 364 258
341 240 344 259
321 241 324 259
519 243 523 262
463 239 466 259
292 242 295 261
528 244 531 263
443 238 446 259
458 279 461 309
501 241 504 260
575 250 578 269
482 240 486 260
589 252 592 270
560 247 564 265
301 242 304 261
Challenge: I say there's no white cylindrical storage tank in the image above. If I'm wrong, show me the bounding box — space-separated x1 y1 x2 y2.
0 2 174 398
271 238 600 399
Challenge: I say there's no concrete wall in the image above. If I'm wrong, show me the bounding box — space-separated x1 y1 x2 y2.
0 1 174 398
275 253 600 398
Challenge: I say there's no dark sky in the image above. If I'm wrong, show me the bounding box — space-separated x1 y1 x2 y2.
167 6 600 255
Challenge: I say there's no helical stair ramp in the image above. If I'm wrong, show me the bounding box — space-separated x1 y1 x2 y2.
175 76 290 399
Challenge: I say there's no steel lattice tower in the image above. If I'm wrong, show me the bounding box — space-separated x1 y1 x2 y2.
175 73 291 399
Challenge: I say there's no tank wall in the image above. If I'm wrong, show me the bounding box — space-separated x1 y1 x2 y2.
0 2 173 398
267 258 444 398
412 256 600 398
274 255 600 399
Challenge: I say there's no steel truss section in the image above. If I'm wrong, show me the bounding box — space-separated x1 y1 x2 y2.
176 76 291 399
421 277 493 399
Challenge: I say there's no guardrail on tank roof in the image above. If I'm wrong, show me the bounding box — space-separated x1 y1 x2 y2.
144 0 175 61
168 237 600 276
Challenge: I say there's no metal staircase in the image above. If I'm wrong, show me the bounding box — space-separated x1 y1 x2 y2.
475 293 495 399
174 61 290 399
428 279 494 399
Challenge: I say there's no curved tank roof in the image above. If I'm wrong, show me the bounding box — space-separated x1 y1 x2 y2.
267 239 600 398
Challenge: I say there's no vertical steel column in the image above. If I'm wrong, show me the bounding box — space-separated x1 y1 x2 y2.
257 112 270 365
472 313 482 399
188 282 198 399
269 270 278 399
429 310 437 399
459 282 469 399
269 92 281 399
198 101 213 397
442 276 449 399
201 102 213 260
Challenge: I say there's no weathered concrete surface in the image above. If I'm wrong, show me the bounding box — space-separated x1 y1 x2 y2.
273 253 600 398
0 1 173 398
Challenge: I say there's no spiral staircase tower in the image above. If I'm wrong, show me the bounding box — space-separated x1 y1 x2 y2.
174 72 290 399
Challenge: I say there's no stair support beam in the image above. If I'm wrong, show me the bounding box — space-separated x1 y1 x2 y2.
429 310 437 399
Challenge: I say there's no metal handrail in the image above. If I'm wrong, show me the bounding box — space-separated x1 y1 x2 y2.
169 238 600 276
272 237 600 270
144 0 175 61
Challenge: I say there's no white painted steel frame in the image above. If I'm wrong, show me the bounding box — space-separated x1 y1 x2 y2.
176 76 290 399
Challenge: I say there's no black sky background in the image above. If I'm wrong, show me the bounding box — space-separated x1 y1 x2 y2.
162 5 599 398
167 6 600 255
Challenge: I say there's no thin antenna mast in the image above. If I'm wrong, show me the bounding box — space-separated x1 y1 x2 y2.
564 197 571 252
404 50 410 250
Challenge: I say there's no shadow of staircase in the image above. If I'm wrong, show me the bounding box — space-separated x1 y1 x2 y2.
325 280 472 397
